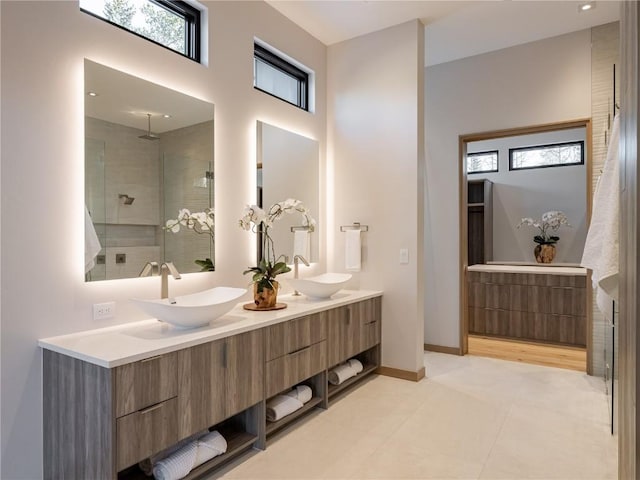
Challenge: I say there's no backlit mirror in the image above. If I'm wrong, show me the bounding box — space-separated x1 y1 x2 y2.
84 59 215 281
256 121 319 263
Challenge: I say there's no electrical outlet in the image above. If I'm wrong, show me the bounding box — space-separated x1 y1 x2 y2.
93 302 115 320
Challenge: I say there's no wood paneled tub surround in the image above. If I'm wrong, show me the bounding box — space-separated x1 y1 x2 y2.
39 290 382 480
467 264 589 348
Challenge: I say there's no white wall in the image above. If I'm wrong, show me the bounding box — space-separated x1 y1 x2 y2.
0 2 326 477
425 29 591 348
468 127 587 264
327 20 425 374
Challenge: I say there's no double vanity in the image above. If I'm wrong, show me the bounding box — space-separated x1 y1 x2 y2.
39 289 382 480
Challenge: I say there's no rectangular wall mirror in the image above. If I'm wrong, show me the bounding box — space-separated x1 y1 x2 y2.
84 59 215 281
256 121 319 264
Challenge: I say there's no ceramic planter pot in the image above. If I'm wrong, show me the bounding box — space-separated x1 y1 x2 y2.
534 244 556 263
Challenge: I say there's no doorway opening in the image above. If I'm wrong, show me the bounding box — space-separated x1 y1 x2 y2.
458 119 593 373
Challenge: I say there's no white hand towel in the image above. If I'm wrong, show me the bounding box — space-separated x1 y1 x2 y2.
152 442 198 480
293 230 310 259
84 205 102 273
194 430 227 468
581 114 620 315
345 229 362 272
285 385 313 404
266 394 304 422
347 358 364 374
329 363 357 385
138 429 211 476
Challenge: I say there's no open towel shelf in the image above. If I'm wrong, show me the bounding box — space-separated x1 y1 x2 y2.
327 363 378 399
117 422 258 480
265 396 323 437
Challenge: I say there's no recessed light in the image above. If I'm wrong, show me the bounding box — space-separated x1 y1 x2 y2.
163 114 171 118
87 91 98 97
579 2 595 12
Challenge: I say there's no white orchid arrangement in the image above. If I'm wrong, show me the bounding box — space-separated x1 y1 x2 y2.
239 198 315 292
517 210 571 245
164 207 215 271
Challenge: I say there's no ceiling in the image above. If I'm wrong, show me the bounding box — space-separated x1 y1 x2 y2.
265 0 621 66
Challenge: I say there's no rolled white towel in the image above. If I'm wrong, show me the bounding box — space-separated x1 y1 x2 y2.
194 430 227 468
139 429 208 476
285 385 313 404
152 442 197 480
347 358 364 374
266 394 304 422
329 363 357 385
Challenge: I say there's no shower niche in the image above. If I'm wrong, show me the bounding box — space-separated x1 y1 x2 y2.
84 60 215 281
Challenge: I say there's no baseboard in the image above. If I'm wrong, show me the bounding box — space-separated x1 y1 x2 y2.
424 343 463 356
376 365 426 382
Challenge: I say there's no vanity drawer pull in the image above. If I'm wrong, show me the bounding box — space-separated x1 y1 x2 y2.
364 320 377 325
139 402 165 415
141 355 163 364
288 345 311 356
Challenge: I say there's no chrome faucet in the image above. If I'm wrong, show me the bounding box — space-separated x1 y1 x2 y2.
292 255 310 296
139 261 181 299
160 262 181 299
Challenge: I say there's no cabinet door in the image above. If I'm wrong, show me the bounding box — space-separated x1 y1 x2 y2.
327 305 360 367
177 339 226 439
225 329 264 418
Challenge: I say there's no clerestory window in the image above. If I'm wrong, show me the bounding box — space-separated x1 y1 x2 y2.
80 0 201 62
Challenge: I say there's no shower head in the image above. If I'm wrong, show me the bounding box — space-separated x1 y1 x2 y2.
119 194 135 205
139 113 160 141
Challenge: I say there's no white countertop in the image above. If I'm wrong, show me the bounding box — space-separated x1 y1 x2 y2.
468 264 587 275
38 290 382 368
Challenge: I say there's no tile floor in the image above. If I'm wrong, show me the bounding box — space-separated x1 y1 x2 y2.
216 352 618 479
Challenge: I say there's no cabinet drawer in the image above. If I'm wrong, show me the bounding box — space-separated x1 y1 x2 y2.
265 312 327 361
360 319 380 351
116 397 178 471
115 352 178 417
265 340 326 398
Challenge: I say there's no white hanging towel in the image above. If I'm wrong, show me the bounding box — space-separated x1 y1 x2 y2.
84 205 102 273
293 230 310 259
345 229 361 272
581 114 620 318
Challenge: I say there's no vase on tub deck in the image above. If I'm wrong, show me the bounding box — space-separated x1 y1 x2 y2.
253 280 279 309
534 244 556 264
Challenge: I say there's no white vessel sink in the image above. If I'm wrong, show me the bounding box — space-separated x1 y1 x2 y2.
131 287 247 329
288 273 352 299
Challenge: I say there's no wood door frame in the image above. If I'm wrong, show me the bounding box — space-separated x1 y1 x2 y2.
458 119 593 372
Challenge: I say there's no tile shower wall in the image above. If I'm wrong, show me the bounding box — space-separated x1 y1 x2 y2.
161 121 214 274
85 117 162 279
85 117 161 226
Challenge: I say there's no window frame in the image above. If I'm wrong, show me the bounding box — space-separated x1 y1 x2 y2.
466 150 499 175
509 140 585 171
80 0 201 63
254 43 309 111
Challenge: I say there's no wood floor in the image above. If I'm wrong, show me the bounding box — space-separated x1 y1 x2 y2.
468 335 587 372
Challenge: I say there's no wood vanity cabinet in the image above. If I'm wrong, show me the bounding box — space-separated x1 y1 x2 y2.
468 271 587 346
43 330 264 479
42 294 382 480
327 297 381 367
